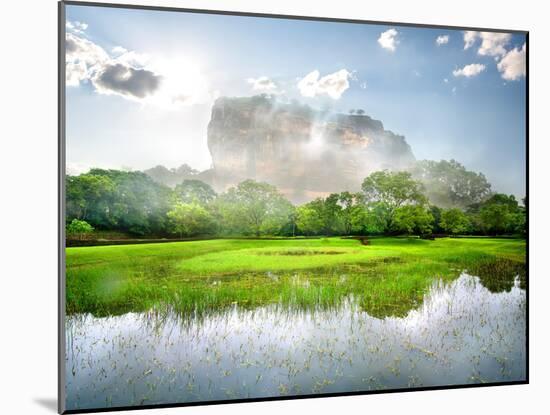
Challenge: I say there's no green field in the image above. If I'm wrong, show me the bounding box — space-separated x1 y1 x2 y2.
66 237 526 319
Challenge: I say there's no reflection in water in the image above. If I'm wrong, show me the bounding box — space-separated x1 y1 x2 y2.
65 273 526 410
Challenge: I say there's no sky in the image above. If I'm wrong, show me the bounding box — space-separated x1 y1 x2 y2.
65 4 527 199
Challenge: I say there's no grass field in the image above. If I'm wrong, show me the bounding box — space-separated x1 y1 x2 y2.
66 237 526 318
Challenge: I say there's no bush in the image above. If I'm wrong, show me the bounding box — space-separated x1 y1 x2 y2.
66 219 94 240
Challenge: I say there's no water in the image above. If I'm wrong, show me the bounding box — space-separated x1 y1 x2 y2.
65 273 526 410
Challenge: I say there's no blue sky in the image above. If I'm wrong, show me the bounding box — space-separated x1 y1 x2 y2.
65 4 527 199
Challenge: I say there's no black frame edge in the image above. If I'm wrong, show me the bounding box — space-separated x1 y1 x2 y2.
61 0 528 34
58 1 67 414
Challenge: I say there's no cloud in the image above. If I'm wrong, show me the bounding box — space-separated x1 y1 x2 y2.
462 31 512 57
453 63 486 77
66 27 213 108
463 31 478 50
113 50 150 68
297 69 351 99
378 29 399 52
478 32 512 57
65 32 109 86
247 76 279 93
112 46 128 55
436 35 449 46
497 43 526 81
93 63 162 99
66 20 88 34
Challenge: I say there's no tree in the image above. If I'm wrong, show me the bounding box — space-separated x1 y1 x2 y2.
321 194 344 235
337 192 371 235
361 170 427 232
474 193 522 235
440 208 470 235
356 109 365 115
66 219 94 240
429 205 444 234
215 180 293 236
480 204 511 235
66 169 174 236
410 159 491 208
97 169 173 236
167 201 216 238
296 204 324 235
66 173 115 224
295 194 347 236
143 164 200 187
391 205 434 235
175 179 217 205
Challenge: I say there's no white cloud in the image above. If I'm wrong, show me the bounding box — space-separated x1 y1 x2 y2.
478 32 512 57
463 31 478 50
113 50 151 68
112 46 128 55
378 29 399 52
497 43 526 81
443 78 449 83
462 31 512 57
247 76 279 93
360 82 367 89
66 20 88 35
66 29 213 108
436 35 449 46
453 63 486 77
65 32 110 86
297 69 351 99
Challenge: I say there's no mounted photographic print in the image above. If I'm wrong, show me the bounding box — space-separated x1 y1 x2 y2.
59 1 528 413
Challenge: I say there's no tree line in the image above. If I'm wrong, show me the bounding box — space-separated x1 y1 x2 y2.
66 162 526 239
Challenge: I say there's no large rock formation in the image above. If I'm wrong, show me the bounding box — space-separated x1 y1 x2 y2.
206 95 415 204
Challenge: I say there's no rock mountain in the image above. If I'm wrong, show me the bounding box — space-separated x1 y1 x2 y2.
206 95 414 203
146 95 415 204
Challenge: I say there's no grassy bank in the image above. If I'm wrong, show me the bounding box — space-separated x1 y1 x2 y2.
66 237 526 318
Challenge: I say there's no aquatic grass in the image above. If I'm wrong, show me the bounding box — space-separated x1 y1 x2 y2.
65 237 526 318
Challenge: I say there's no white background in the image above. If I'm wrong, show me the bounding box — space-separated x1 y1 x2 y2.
0 0 546 414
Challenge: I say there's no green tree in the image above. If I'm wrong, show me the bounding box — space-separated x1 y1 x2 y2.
391 205 434 235
362 203 388 234
440 208 471 235
321 194 344 235
66 169 174 236
66 173 115 224
480 204 510 235
296 204 324 235
361 170 427 232
474 193 522 235
215 180 293 236
66 219 94 240
429 205 444 234
295 195 346 236
174 179 217 205
336 192 376 235
410 159 491 208
167 201 216 238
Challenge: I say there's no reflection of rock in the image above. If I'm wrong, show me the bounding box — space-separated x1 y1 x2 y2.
207 95 415 203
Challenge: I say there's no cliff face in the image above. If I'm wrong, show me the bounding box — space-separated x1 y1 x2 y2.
207 95 415 203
